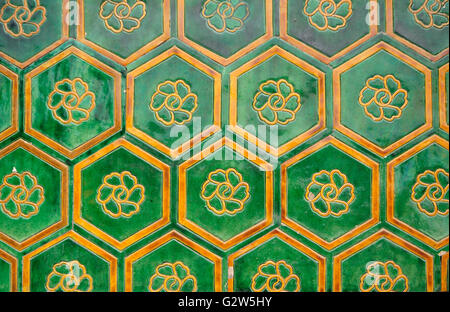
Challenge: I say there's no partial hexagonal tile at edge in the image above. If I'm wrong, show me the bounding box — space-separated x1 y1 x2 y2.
25 46 122 159
442 251 449 291
439 63 449 133
280 0 378 64
387 135 449 250
0 139 69 251
0 248 17 292
179 137 273 250
22 231 117 292
74 138 170 250
125 230 222 292
333 229 434 292
334 41 432 157
178 0 273 66
0 64 18 142
228 229 326 292
126 46 221 159
281 136 380 250
77 0 170 66
0 0 69 68
230 45 326 157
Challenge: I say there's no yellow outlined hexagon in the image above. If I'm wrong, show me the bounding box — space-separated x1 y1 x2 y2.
333 229 434 292
0 0 69 69
0 64 18 142
178 0 273 66
228 229 326 291
386 0 449 62
127 46 221 158
387 135 449 250
230 45 326 157
22 231 118 292
77 0 170 66
0 248 17 291
439 63 449 133
0 139 69 251
125 230 222 291
24 46 122 159
74 138 170 250
280 0 378 64
333 41 432 157
179 137 273 250
281 136 380 250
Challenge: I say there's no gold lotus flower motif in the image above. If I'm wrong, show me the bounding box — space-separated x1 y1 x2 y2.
99 0 146 33
200 168 250 215
201 0 249 33
303 0 352 31
150 80 198 126
358 74 408 122
252 79 302 126
408 0 449 29
148 261 197 292
47 78 96 126
251 260 301 292
0 171 44 219
0 0 46 38
96 171 145 218
411 169 449 216
305 169 355 217
46 260 93 292
360 261 409 292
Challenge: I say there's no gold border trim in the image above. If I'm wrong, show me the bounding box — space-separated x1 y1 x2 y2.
0 64 19 142
0 248 17 291
439 63 449 133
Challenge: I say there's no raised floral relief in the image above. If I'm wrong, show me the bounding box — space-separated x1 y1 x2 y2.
411 168 449 216
303 0 352 31
251 260 301 292
99 0 146 33
96 171 145 218
149 80 198 126
46 260 93 292
305 169 355 217
200 168 250 215
252 79 302 126
358 74 408 122
360 261 409 292
0 0 46 38
0 171 44 219
47 78 96 126
408 0 449 29
148 261 197 292
201 0 249 33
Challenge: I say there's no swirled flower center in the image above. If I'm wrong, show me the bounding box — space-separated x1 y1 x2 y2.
12 186 28 203
426 183 444 201
112 185 128 202
217 182 233 200
427 1 442 14
15 7 31 22
321 184 339 201
267 276 284 291
165 277 181 291
374 89 392 106
165 94 183 110
218 2 234 18
319 0 337 16
268 93 285 111
115 3 131 18
61 92 79 109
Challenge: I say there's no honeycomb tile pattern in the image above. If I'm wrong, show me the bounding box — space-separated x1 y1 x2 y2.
0 0 448 292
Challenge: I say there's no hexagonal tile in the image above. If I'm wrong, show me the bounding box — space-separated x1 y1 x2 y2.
387 135 449 250
0 248 17 292
179 137 273 250
77 0 170 66
0 139 68 250
126 46 221 158
386 0 449 62
281 136 380 250
24 46 122 159
125 230 222 292
0 0 69 68
0 63 18 142
334 41 432 157
23 231 117 292
333 229 434 292
74 138 170 250
228 229 326 292
280 0 378 64
230 45 326 157
439 63 449 133
178 0 273 66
